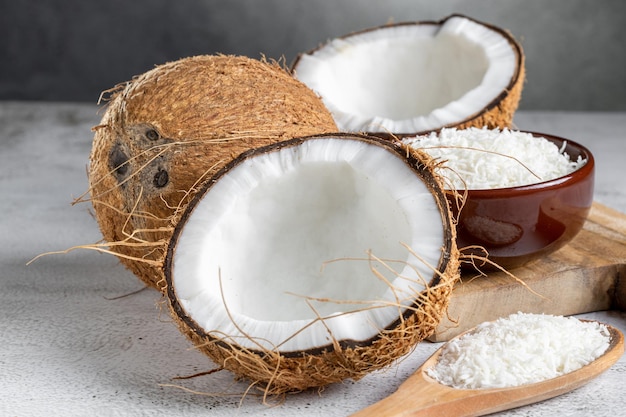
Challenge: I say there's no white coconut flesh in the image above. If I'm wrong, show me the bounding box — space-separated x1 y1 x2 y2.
293 15 519 133
166 136 449 353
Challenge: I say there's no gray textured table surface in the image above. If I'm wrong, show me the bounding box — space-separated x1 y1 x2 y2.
1 102 625 416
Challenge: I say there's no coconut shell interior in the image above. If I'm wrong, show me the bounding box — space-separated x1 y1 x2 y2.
292 14 525 138
164 134 460 395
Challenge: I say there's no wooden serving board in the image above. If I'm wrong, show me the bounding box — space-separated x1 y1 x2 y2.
430 202 626 342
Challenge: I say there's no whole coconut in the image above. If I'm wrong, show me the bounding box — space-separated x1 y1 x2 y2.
88 55 337 291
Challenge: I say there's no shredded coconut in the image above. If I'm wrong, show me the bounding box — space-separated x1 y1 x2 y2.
426 312 611 389
403 128 587 190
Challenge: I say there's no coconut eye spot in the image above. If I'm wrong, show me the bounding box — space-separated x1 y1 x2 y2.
153 168 169 188
108 144 130 178
170 138 446 352
145 128 160 141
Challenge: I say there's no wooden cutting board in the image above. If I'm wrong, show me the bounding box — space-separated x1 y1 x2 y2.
430 202 626 342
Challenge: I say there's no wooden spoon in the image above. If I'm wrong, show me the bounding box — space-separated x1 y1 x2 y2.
351 321 624 417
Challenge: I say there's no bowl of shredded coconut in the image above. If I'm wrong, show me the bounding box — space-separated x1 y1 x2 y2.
403 127 595 269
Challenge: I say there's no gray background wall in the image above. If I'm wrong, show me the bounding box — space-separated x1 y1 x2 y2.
1 0 625 110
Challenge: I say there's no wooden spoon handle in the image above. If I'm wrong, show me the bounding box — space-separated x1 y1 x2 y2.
350 375 465 417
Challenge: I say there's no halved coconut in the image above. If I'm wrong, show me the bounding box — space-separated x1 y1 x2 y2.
165 133 460 394
292 14 525 136
87 55 337 291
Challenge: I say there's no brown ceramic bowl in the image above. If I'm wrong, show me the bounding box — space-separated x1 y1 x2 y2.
447 132 595 270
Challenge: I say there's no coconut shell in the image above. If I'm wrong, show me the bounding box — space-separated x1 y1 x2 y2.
88 55 337 291
164 136 461 395
292 14 526 138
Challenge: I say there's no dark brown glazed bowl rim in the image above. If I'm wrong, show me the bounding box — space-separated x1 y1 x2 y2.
455 131 594 196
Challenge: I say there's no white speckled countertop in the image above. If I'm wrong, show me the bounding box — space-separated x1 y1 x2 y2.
1 102 624 417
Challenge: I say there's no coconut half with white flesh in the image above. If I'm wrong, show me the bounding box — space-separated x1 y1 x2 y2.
165 133 460 394
292 14 525 136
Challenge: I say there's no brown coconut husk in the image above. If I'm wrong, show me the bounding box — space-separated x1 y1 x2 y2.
164 135 460 397
86 55 337 291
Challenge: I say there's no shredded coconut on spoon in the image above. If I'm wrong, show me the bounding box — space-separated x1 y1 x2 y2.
427 312 611 389
403 128 586 190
